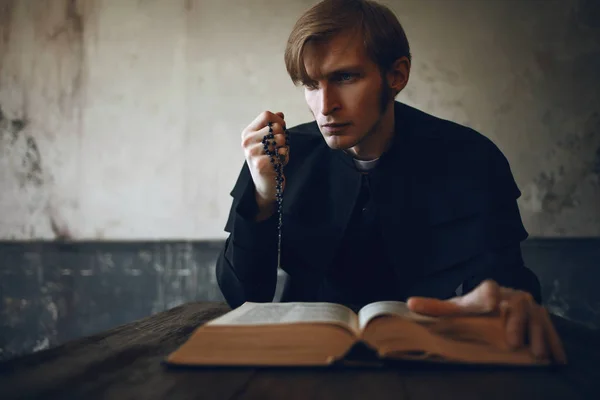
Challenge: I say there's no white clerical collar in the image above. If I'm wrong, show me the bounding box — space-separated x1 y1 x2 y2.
353 157 380 172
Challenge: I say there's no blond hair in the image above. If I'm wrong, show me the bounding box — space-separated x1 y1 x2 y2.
284 0 412 86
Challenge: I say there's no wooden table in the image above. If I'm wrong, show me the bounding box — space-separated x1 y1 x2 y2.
1 302 599 399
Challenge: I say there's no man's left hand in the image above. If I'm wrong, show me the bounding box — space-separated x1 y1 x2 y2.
406 280 567 364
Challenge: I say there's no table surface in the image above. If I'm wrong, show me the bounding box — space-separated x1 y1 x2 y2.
1 302 599 400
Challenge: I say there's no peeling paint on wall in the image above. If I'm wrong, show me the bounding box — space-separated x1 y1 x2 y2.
520 110 600 232
0 0 91 240
0 105 43 188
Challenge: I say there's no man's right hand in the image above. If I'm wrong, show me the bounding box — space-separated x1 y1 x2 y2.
241 111 289 221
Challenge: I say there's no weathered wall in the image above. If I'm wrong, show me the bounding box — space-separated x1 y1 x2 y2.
1 0 599 240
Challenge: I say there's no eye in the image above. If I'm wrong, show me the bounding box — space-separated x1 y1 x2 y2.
335 73 357 83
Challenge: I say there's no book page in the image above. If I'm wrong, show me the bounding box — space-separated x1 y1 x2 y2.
207 302 359 332
358 301 437 330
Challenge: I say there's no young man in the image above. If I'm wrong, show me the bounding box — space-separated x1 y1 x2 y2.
216 0 566 363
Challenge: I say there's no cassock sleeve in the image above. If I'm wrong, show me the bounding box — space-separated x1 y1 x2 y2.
215 162 279 308
461 241 542 303
458 140 542 302
409 129 542 304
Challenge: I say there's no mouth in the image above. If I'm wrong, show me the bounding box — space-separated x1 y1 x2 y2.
322 123 351 134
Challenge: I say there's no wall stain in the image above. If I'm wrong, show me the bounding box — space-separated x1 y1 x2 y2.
536 111 600 213
48 0 84 40
434 63 460 86
45 0 86 120
10 118 25 143
0 0 15 48
66 0 83 36
23 136 43 186
534 171 577 213
0 103 43 188
50 215 73 241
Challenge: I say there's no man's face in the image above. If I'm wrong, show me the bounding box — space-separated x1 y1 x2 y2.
303 30 391 152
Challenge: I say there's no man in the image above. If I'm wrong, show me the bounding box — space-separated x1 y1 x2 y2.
216 0 566 363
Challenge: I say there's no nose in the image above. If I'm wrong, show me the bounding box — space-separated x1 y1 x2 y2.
320 85 340 116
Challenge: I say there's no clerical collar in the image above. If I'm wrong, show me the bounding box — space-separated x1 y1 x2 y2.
353 157 380 172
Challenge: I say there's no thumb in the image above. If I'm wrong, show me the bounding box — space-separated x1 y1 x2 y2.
408 280 501 317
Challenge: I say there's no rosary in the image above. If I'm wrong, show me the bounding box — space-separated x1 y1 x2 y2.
262 122 290 269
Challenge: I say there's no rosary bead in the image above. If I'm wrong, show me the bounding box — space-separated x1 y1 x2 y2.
262 126 288 270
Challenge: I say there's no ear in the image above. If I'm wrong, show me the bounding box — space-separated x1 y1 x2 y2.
386 56 411 96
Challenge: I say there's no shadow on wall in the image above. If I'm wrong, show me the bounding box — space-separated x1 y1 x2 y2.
0 238 599 362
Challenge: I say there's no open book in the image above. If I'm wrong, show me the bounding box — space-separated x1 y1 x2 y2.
165 301 563 367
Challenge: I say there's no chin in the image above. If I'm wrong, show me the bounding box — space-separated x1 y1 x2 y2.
322 134 359 151
324 136 349 150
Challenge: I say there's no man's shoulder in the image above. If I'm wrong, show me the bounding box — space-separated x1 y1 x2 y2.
399 103 510 179
402 103 497 152
402 103 521 201
399 104 522 220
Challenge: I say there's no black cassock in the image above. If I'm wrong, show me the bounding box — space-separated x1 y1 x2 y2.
216 101 541 309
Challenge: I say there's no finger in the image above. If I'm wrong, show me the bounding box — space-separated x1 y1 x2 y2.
278 146 289 159
504 295 529 349
269 121 287 136
408 280 501 317
247 137 289 162
242 124 282 149
260 124 288 144
273 133 288 147
261 130 287 151
249 152 278 176
539 307 568 364
528 304 548 361
246 111 286 133
278 145 290 166
407 297 463 316
452 280 501 313
247 142 271 158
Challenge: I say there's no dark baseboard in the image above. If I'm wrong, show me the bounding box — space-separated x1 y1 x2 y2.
0 238 599 361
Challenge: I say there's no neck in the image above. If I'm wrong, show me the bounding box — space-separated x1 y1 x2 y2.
347 101 395 161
